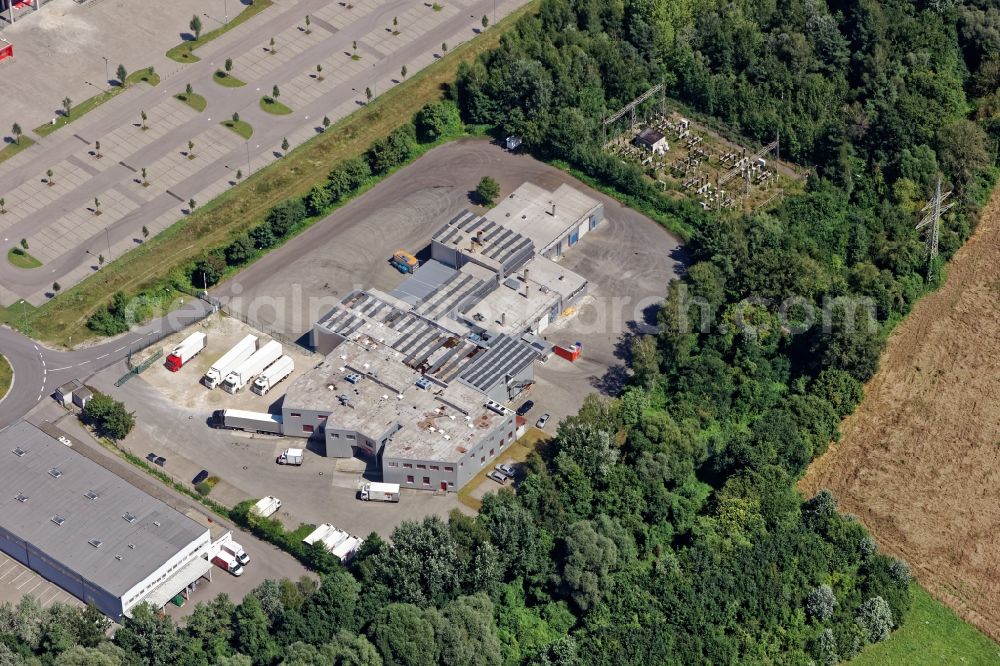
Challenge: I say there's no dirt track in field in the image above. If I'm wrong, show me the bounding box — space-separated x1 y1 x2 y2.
801 187 1000 641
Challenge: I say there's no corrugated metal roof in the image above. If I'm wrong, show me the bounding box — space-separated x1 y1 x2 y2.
0 422 208 597
458 335 538 393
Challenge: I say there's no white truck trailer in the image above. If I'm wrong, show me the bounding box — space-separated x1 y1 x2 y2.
203 334 258 389
211 409 284 435
276 448 304 465
165 332 208 372
221 340 282 394
250 496 282 518
251 354 294 395
360 482 401 502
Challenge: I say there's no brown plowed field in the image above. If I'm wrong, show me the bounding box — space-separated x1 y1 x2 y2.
801 188 1000 640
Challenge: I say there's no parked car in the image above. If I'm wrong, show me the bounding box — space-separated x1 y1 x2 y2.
146 453 157 463
192 470 209 485
154 456 166 467
535 413 550 429
516 400 535 416
487 470 509 485
495 463 516 479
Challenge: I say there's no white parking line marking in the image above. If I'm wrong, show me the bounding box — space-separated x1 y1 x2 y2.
115 346 126 352
48 366 71 371
96 354 108 360
24 581 41 595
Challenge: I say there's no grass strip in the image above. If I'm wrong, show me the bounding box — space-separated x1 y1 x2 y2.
0 354 11 402
0 137 35 165
175 92 208 112
17 0 543 347
35 70 158 137
166 0 274 63
259 97 292 115
7 248 42 269
213 71 247 87
222 119 254 139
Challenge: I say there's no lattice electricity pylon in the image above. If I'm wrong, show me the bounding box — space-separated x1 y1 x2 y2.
915 175 954 281
602 83 664 145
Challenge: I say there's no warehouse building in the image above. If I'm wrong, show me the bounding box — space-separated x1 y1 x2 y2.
0 422 213 620
285 182 604 490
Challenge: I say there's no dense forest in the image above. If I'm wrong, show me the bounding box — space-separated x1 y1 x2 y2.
9 0 1000 664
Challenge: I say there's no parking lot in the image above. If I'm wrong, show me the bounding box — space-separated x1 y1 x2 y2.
137 313 317 415
88 359 467 540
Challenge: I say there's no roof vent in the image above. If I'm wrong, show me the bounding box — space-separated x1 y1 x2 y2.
122 512 137 524
128 543 136 550
84 490 99 501
153 521 161 527
11 447 25 457
88 539 103 549
51 515 65 527
48 468 63 479
14 494 28 503
115 554 122 561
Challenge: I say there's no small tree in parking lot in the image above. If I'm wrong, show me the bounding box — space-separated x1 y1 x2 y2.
190 15 203 40
476 176 500 206
225 57 233 73
82 392 135 440
116 63 127 86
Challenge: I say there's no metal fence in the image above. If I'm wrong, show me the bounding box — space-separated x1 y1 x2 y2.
204 296 318 357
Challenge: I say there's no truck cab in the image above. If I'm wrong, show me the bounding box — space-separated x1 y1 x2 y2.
221 541 250 566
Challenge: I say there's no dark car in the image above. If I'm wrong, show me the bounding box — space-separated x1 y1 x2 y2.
154 456 167 467
146 453 158 463
516 400 535 416
192 470 209 485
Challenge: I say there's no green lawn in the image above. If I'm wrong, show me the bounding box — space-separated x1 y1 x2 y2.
851 585 1000 665
259 97 292 115
222 119 254 139
7 248 42 269
167 0 274 63
0 353 11 402
0 136 35 165
175 92 208 112
35 70 157 137
213 71 246 88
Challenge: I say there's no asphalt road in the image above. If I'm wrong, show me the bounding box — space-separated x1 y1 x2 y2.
0 298 212 428
0 0 530 305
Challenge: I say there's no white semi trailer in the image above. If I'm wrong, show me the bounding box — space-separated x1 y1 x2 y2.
203 335 258 389
251 355 294 395
221 340 282 394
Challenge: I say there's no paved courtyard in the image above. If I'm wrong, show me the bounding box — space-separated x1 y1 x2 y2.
0 0 531 306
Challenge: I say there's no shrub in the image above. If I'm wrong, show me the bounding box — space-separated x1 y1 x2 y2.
195 481 212 496
191 254 226 288
267 199 307 238
87 291 133 335
366 124 416 174
414 100 462 142
856 596 894 643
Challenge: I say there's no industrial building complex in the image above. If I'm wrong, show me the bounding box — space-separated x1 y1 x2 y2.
0 422 215 620
279 182 604 490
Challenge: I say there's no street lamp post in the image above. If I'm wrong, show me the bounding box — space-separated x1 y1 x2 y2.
101 56 110 89
245 142 251 175
105 227 111 261
18 299 26 331
224 0 228 24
